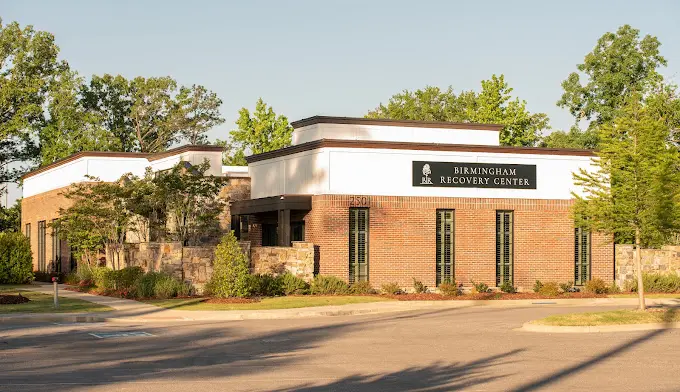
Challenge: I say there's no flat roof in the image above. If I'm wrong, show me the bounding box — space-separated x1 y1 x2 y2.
290 116 504 131
22 144 225 180
246 139 595 163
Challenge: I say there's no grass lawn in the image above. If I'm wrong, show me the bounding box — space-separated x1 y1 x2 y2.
531 309 680 326
144 295 393 311
608 293 680 299
0 286 113 314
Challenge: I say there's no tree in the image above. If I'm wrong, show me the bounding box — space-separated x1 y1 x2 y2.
540 127 599 149
0 200 21 232
367 75 549 147
175 84 225 145
227 98 293 163
573 97 680 310
40 69 120 164
80 74 136 152
0 18 63 187
129 76 182 153
558 25 667 129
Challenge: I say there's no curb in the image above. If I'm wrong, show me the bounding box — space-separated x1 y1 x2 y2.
520 321 680 333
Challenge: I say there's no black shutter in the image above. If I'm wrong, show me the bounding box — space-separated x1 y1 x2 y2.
496 211 513 286
436 210 455 285
349 208 369 283
38 221 46 272
574 227 591 285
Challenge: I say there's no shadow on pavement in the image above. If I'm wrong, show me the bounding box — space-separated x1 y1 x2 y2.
509 307 677 392
270 350 522 392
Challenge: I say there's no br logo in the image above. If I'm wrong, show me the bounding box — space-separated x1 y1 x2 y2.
421 164 433 185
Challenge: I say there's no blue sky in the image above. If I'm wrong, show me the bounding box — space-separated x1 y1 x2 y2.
3 0 680 202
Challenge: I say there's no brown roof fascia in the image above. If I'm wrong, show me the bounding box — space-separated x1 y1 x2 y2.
290 116 504 131
22 144 225 180
245 139 596 163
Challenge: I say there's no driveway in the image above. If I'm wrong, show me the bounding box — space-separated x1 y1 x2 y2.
1 305 679 391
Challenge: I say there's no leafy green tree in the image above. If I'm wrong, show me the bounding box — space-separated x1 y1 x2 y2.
540 127 599 149
0 200 21 233
40 69 120 164
0 18 63 186
206 232 251 298
176 84 225 145
367 75 549 147
573 97 680 310
129 76 182 153
558 25 667 129
80 74 136 152
215 139 247 166
227 98 293 164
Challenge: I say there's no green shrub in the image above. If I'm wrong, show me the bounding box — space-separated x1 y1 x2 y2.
132 272 191 299
350 280 376 295
280 273 310 295
310 275 350 295
609 282 621 294
532 280 543 293
584 278 609 294
438 280 459 296
206 232 252 298
559 281 574 293
470 280 490 294
248 274 284 297
538 281 560 297
92 266 113 290
412 278 427 293
0 232 33 284
499 281 516 294
628 273 680 293
623 279 636 292
381 282 402 295
64 271 80 285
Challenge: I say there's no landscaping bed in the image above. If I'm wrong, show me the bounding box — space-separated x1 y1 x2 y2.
531 308 680 326
386 292 606 301
0 293 30 305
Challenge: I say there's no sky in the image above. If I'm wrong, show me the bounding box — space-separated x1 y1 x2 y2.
2 0 680 204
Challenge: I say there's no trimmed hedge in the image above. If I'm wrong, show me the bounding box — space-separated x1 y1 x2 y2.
627 273 680 293
0 232 33 284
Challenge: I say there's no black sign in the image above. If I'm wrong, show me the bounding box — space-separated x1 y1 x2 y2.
412 161 536 189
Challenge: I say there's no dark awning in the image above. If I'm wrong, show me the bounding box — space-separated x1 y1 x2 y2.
230 195 312 215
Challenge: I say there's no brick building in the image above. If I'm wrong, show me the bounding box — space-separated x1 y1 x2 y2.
20 145 249 274
21 116 613 292
231 116 613 291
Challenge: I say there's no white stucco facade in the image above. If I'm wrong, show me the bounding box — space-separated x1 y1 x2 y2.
22 147 227 198
249 146 595 200
292 122 500 146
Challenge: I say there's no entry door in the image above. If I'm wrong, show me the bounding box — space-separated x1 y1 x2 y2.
349 208 369 283
436 210 455 285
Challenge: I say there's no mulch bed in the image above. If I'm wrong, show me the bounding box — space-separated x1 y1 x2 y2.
0 294 31 305
386 292 607 301
203 297 260 304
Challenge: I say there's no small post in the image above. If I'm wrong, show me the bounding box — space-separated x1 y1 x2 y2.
52 277 59 309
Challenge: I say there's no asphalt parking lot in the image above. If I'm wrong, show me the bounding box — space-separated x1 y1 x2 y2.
2 305 679 392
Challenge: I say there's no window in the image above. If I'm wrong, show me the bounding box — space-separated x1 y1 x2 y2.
25 223 31 241
291 221 305 242
52 219 61 273
37 221 46 272
231 215 241 239
349 208 369 283
575 227 591 286
436 210 455 285
496 211 513 286
262 223 278 246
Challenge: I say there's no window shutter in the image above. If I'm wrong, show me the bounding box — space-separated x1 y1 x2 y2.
574 227 591 285
496 211 514 286
349 208 369 283
436 210 455 285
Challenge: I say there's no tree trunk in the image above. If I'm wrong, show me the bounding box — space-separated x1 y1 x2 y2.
634 227 646 311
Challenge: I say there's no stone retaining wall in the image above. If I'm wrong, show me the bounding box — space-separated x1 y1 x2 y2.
615 245 680 287
250 242 315 282
105 240 315 292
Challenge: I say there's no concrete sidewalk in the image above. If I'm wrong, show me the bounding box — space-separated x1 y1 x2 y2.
3 283 679 323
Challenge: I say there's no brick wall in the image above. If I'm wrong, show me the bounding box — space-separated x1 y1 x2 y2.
303 195 614 291
21 185 74 273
